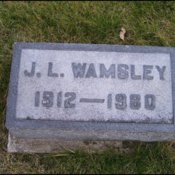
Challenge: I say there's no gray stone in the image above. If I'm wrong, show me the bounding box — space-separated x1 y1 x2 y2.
5 43 175 153
8 133 123 153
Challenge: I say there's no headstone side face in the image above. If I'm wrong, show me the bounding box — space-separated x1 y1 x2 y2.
5 43 175 153
8 133 123 153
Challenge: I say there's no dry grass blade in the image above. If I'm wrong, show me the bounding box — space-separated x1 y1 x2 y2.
50 154 69 157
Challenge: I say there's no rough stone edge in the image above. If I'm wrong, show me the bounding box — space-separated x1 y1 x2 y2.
9 128 175 141
8 133 123 153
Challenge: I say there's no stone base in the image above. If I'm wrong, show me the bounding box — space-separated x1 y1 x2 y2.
8 133 123 153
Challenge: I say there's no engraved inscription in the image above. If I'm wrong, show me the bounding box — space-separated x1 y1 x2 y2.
34 91 156 110
24 62 167 81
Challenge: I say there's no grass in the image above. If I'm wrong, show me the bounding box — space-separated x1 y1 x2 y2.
1 1 175 174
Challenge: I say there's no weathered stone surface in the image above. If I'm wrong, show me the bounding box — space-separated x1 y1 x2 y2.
5 43 175 152
16 49 172 123
8 133 123 153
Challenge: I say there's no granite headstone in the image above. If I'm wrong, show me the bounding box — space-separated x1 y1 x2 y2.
5 43 175 152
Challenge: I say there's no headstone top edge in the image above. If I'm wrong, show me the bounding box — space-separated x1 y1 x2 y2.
12 42 175 53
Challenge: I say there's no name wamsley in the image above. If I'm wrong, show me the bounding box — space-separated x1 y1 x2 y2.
71 63 166 80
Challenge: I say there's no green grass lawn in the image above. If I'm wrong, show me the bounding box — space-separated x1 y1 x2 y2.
1 1 175 173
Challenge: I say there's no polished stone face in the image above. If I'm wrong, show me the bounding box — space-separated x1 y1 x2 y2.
15 49 172 123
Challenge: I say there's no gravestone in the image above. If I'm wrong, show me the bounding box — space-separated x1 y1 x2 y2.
5 43 175 153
